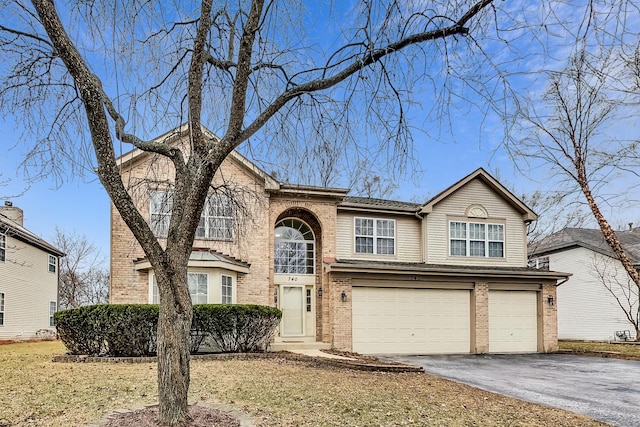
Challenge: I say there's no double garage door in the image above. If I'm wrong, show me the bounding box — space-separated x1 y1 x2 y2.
352 287 538 354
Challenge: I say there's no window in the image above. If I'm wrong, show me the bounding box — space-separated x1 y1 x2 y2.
274 218 315 274
0 232 5 262
354 218 395 255
196 195 234 240
150 191 173 237
151 273 208 304
528 256 550 270
0 292 4 326
449 221 504 258
48 255 57 273
306 289 312 312
49 301 57 327
150 191 233 240
188 273 208 304
221 275 233 304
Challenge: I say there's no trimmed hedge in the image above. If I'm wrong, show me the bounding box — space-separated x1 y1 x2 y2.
54 304 281 357
192 304 282 353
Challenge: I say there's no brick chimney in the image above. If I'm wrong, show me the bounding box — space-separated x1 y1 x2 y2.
0 201 24 226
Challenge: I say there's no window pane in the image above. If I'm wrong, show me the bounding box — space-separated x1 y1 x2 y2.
188 273 208 304
488 224 504 241
450 222 466 239
49 301 57 327
469 223 485 240
0 292 4 326
355 236 374 253
450 240 466 256
376 220 394 237
489 242 504 258
152 276 159 304
469 241 485 257
377 238 394 255
274 220 315 274
221 275 232 304
150 191 173 237
355 218 373 236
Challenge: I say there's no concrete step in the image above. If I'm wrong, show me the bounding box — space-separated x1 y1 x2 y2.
269 341 331 351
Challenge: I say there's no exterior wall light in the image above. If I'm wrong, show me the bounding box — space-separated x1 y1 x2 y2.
317 287 323 297
341 291 347 302
547 295 555 306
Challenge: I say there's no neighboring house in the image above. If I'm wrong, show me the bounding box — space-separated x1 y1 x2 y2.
529 227 640 341
110 127 568 354
0 202 64 340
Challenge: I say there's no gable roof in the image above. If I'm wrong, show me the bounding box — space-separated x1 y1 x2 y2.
0 213 64 257
530 227 640 265
115 124 280 191
419 168 537 221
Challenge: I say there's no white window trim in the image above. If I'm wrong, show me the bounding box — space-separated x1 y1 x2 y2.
0 292 4 326
0 232 5 262
448 220 505 258
354 217 396 255
49 301 57 327
221 274 233 304
150 272 209 304
48 255 57 273
150 190 234 240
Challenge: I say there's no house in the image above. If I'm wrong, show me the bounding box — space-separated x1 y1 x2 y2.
110 127 568 354
0 202 64 340
529 227 640 341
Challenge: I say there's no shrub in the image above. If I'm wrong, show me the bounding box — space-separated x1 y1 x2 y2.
99 304 159 356
54 305 107 355
55 303 281 356
192 304 282 353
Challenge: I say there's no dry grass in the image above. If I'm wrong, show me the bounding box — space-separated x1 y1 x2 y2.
559 340 640 359
0 341 607 427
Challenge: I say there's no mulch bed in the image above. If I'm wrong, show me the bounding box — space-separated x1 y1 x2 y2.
53 350 424 373
103 405 240 427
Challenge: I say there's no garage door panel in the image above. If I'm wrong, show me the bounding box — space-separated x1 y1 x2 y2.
352 288 470 354
489 291 538 353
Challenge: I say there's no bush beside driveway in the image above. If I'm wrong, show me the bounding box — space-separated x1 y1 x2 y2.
0 341 607 427
383 353 640 427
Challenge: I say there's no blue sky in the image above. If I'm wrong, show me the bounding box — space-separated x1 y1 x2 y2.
1 0 639 259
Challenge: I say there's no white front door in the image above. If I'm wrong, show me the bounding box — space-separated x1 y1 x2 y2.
281 285 304 337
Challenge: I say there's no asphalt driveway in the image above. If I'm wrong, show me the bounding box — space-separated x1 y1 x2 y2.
380 353 640 427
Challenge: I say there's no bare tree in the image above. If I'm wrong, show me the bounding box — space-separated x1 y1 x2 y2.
592 255 640 341
53 227 109 309
510 43 640 337
1 0 509 423
522 190 590 250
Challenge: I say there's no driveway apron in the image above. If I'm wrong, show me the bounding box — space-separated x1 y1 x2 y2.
380 353 640 427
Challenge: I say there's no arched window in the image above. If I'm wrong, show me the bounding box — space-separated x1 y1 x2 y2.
274 218 315 274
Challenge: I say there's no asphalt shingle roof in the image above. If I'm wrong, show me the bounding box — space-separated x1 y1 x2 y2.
530 227 640 265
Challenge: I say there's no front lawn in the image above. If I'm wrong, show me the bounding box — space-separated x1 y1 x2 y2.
559 340 640 360
0 341 606 426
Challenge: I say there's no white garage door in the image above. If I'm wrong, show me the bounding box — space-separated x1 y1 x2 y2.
489 291 538 353
352 287 470 354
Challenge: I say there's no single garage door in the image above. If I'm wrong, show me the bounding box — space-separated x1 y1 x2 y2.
489 291 538 352
352 287 470 354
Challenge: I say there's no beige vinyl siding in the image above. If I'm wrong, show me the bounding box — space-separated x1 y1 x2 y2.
336 212 422 262
551 247 637 341
0 235 58 339
425 179 527 267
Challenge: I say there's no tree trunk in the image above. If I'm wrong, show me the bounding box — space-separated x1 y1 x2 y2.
156 271 193 425
578 176 640 289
